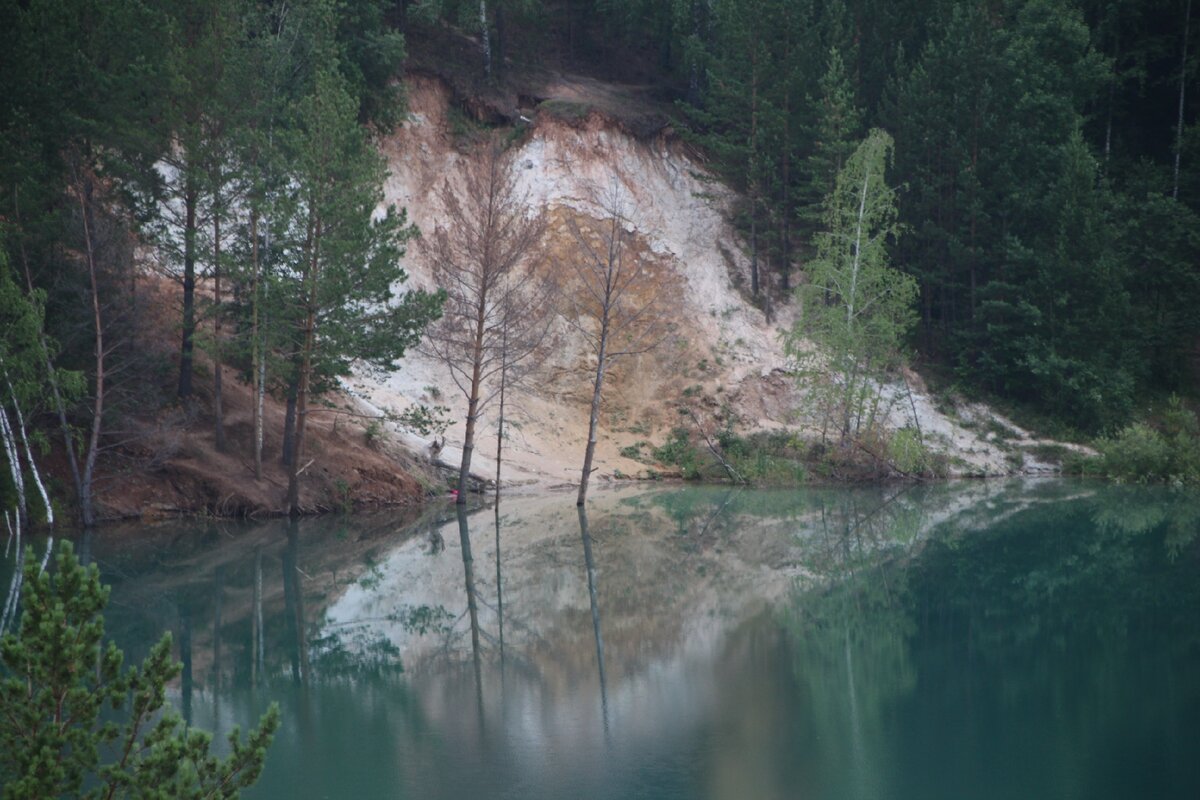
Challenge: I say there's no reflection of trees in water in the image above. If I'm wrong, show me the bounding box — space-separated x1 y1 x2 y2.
777 486 1200 799
781 490 920 800
456 504 486 735
577 505 610 736
1091 486 1200 558
80 508 438 689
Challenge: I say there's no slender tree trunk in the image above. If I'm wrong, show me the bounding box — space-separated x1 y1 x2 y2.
287 224 321 516
2 369 52 525
781 87 792 294
457 302 489 504
577 317 610 506
750 208 759 297
495 2 506 77
479 0 492 78
179 176 198 399
213 212 226 452
250 211 263 479
749 31 760 299
1175 0 1192 199
77 173 103 529
13 191 85 514
282 376 298 466
495 323 508 499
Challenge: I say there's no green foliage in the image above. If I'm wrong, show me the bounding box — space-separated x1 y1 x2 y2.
801 46 862 225
888 427 931 475
789 129 917 444
394 404 452 438
653 426 703 478
0 542 280 798
1093 399 1200 485
619 441 649 460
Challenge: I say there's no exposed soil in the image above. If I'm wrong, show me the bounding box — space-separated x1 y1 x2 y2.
78 278 430 522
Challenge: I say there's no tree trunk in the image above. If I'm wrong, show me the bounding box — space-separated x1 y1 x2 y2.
479 0 492 78
750 206 759 297
494 320 510 500
495 1 506 77
1175 0 1192 199
457 301 489 505
178 176 198 399
749 30 760 299
213 213 226 452
250 210 263 479
14 191 85 516
577 318 610 506
282 376 298 467
77 172 103 530
287 229 320 516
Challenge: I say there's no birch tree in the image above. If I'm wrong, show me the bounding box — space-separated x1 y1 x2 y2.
788 129 916 447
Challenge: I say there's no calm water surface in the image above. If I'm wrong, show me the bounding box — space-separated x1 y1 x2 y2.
6 480 1199 799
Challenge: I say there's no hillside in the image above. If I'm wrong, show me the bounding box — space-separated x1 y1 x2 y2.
7 0 1197 523
349 72 1083 490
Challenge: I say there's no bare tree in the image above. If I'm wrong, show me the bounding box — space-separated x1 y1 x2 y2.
422 139 550 504
563 179 671 505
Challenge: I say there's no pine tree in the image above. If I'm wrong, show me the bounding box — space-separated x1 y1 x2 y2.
0 542 279 798
801 46 863 228
281 57 441 515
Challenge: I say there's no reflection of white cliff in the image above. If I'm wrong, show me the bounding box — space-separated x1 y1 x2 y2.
318 480 1079 772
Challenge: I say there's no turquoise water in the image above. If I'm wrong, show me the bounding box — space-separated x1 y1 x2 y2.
5 481 1198 798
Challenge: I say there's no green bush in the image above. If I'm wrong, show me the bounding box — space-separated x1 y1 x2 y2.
1094 398 1200 485
887 427 929 475
652 427 703 479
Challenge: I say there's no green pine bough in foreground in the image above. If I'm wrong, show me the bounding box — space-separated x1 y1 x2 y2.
0 543 279 799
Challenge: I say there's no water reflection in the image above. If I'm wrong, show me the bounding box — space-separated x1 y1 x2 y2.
577 504 610 736
455 504 486 737
2 481 1195 799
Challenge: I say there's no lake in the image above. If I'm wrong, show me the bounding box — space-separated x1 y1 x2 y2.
3 480 1198 799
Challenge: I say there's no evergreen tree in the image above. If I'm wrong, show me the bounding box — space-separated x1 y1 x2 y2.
0 542 279 798
279 53 441 514
801 46 863 227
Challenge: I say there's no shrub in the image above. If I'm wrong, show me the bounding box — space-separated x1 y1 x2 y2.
887 427 928 475
653 427 703 479
1094 399 1200 485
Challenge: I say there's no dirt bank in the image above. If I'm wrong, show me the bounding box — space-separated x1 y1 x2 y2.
65 279 430 523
